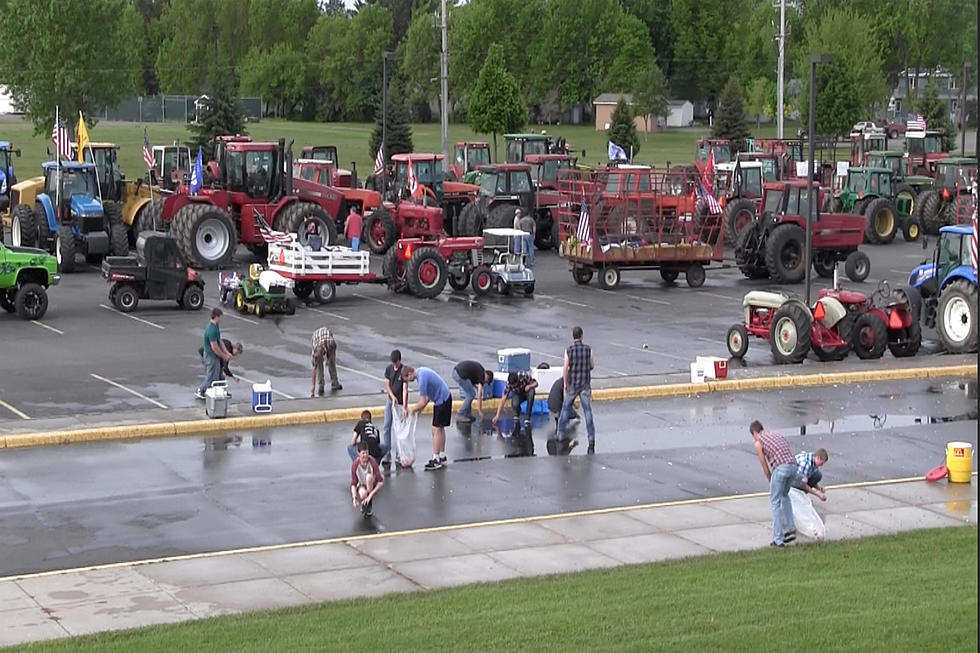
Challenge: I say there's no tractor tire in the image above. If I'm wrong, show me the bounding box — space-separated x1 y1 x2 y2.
448 268 471 291
0 290 15 313
56 225 77 273
863 197 898 244
769 301 812 364
172 204 237 269
471 265 492 295
181 285 205 311
536 215 559 251
363 207 396 255
293 281 314 299
572 266 593 285
844 250 871 282
855 198 871 216
276 201 338 246
902 217 921 242
14 283 48 320
723 198 756 246
764 223 806 284
915 190 944 235
888 320 922 358
35 206 52 251
812 313 852 362
851 312 888 359
406 246 448 298
812 251 836 278
735 223 768 279
457 202 483 236
485 203 518 247
10 204 37 247
726 323 749 359
936 280 978 354
113 285 139 313
104 201 123 226
382 247 408 293
109 222 129 257
893 183 917 219
133 199 165 237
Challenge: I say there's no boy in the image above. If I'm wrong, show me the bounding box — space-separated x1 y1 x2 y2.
795 448 829 501
350 441 383 516
347 410 388 462
402 366 451 471
197 339 243 382
493 371 539 456
452 360 493 421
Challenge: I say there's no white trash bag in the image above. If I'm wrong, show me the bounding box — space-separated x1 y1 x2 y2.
392 410 418 468
789 487 826 541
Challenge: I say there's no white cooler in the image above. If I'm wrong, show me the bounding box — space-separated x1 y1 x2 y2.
532 366 563 392
205 381 230 418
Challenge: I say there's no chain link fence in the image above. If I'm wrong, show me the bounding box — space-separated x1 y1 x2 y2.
102 95 262 123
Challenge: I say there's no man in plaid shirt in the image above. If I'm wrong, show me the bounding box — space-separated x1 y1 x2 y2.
794 448 829 501
311 326 342 397
492 370 539 455
750 420 798 547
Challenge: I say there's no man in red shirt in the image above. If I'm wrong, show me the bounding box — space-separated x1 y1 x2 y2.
750 420 798 547
350 441 383 517
345 206 363 251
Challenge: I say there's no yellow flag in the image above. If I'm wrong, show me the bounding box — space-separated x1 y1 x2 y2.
76 111 90 163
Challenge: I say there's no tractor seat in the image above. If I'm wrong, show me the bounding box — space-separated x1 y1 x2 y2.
505 253 523 271
818 288 867 305
743 290 788 309
248 263 263 281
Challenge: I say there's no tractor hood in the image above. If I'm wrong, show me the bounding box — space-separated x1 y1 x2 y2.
70 193 103 216
909 262 936 287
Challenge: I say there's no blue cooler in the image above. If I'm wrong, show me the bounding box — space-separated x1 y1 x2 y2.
490 379 507 398
497 348 531 373
252 380 273 413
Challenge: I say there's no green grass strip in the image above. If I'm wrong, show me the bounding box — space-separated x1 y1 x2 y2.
8 527 977 653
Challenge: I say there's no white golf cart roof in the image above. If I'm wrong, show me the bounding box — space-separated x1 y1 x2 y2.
483 228 526 237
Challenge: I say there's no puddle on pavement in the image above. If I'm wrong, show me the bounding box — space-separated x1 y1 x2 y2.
796 409 978 436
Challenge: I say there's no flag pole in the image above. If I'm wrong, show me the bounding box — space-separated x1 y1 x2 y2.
55 105 61 212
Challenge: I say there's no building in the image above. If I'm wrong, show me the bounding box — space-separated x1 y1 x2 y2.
663 100 694 128
593 93 646 131
889 67 977 124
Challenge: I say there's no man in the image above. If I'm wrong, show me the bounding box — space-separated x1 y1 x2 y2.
750 420 798 547
196 308 233 400
347 410 388 462
493 370 538 455
513 207 536 267
556 326 596 454
382 349 408 468
345 206 363 251
311 326 342 397
402 366 451 471
197 339 243 382
452 360 493 422
795 448 829 502
350 441 383 517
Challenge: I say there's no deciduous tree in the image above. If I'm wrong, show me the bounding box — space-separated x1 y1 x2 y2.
914 79 956 151
632 64 669 137
468 44 527 160
799 61 862 141
745 77 772 128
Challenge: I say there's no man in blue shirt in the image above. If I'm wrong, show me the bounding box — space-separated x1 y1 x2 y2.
402 366 451 471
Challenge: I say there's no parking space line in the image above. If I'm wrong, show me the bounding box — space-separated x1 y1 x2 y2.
524 348 562 360
98 304 166 330
889 269 909 275
412 351 456 364
90 373 169 409
0 399 31 420
234 375 296 400
625 293 670 306
352 293 434 316
336 364 386 383
609 341 689 361
307 307 351 321
31 320 64 335
535 293 590 308
696 337 718 344
205 304 259 325
697 291 739 302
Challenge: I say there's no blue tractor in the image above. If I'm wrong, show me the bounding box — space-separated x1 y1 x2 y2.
908 224 978 353
11 162 127 272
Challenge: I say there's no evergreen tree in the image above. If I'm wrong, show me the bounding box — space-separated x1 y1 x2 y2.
712 75 751 151
469 43 527 161
369 81 414 161
187 67 247 159
915 79 956 151
606 97 640 158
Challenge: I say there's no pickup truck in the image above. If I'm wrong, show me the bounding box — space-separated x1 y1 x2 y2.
0 240 59 320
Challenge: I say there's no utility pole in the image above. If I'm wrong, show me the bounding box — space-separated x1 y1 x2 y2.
440 0 449 164
382 51 392 196
961 61 971 155
776 0 786 139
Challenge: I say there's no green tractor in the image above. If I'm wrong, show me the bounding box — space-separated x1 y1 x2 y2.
913 157 978 236
864 150 934 215
833 166 919 243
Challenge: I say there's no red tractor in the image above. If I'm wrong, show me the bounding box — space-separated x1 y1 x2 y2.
849 129 888 167
904 129 950 177
382 234 490 298
389 153 478 236
299 145 357 187
525 154 573 191
159 139 344 268
694 138 732 172
292 158 382 235
204 135 252 185
449 141 491 181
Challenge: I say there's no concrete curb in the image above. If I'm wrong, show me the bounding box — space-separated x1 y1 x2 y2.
2 363 975 450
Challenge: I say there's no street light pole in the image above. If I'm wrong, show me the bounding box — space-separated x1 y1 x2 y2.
806 54 833 306
382 50 392 196
776 0 785 139
440 0 449 163
961 62 971 155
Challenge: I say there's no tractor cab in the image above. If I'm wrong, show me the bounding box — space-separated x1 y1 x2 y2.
207 135 253 185
599 165 655 197
223 142 284 201
42 162 101 219
848 129 888 166
716 161 764 200
905 130 948 176
76 142 124 202
865 151 906 180
736 152 781 182
152 145 192 191
525 154 572 190
933 158 978 197
841 166 893 201
504 133 553 163
299 146 354 187
301 145 338 163
0 141 21 213
391 153 445 201
475 164 535 215
695 138 732 169
451 142 491 179
761 180 824 221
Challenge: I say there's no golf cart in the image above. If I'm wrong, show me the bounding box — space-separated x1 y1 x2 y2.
483 227 535 295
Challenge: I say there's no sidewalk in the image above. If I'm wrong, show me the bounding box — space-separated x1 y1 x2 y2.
2 477 975 647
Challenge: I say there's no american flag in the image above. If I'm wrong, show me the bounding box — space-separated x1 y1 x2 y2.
971 182 978 275
696 181 723 215
142 128 155 170
576 195 591 248
374 146 385 176
907 114 926 131
254 210 294 245
50 114 71 160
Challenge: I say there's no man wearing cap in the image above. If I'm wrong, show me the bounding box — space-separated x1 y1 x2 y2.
513 207 536 267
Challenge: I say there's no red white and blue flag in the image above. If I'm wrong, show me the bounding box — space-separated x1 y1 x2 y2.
907 114 926 131
696 181 723 215
576 195 592 248
142 128 155 170
254 210 294 245
971 182 978 276
51 110 71 160
374 146 385 176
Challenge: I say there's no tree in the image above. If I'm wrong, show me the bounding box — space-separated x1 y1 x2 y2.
398 5 442 120
632 64 669 137
187 69 247 158
468 44 527 161
915 79 956 151
622 0 675 77
0 0 141 132
602 14 657 94
799 61 862 142
239 44 311 118
607 98 639 159
712 76 751 148
670 0 740 101
745 77 772 128
368 82 414 161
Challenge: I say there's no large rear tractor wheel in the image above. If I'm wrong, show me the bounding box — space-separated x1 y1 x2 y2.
406 247 448 298
812 251 836 278
485 203 518 246
726 324 749 359
914 190 944 235
893 184 917 219
936 280 978 354
276 201 338 247
56 225 77 273
863 197 898 244
735 223 768 279
109 222 129 257
844 250 871 282
888 320 922 358
134 199 165 236
764 223 806 284
723 198 757 247
382 247 408 293
851 312 887 359
10 204 37 247
364 207 397 255
769 302 812 364
14 283 48 320
172 204 237 269
457 202 483 236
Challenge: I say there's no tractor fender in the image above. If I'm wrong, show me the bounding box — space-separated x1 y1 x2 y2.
940 267 979 293
892 285 922 323
815 296 846 328
35 193 58 232
122 196 152 228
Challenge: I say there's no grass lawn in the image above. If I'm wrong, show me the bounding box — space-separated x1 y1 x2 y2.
0 115 795 185
7 527 976 653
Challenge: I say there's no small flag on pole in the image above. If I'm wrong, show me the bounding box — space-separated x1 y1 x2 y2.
607 141 628 162
407 160 421 198
374 147 385 176
907 114 926 131
701 150 716 189
51 112 71 160
696 181 723 215
189 147 203 195
76 111 90 163
576 195 592 249
142 128 155 170
254 210 294 245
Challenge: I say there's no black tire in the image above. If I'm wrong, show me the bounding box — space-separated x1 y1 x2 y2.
382 247 408 293
113 285 139 312
572 267 593 285
182 285 205 310
726 323 749 358
811 333 850 361
598 266 620 290
660 268 679 283
769 301 812 364
315 281 336 304
56 225 76 273
902 217 921 242
104 201 123 226
471 266 492 295
275 201 338 246
109 222 129 256
171 204 237 269
457 202 483 236
293 281 314 299
764 223 806 284
0 290 16 313
523 283 535 295
405 247 448 298
888 320 922 358
235 288 248 313
285 298 296 315
14 283 48 320
863 197 898 244
936 280 978 354
35 206 52 250
685 263 706 288
495 277 510 295
844 250 871 282
735 222 768 279
534 213 557 250
255 298 267 318
812 252 836 278
854 198 870 216
914 190 944 235
10 204 37 247
448 268 471 291
485 203 518 246
723 198 756 246
364 207 396 255
134 198 165 236
851 312 887 359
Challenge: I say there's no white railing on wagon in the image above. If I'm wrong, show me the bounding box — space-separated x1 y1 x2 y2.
267 236 371 277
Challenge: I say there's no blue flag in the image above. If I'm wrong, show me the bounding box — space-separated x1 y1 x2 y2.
608 140 628 161
190 147 203 195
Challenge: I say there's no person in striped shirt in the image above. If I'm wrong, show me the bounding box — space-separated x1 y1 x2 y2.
750 420 798 547
794 449 829 502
